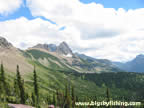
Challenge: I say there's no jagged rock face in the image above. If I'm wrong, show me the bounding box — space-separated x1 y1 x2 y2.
33 42 74 57
57 42 73 56
33 44 57 52
0 37 12 48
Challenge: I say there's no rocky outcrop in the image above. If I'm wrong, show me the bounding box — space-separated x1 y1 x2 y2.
56 41 73 56
32 41 74 57
0 36 12 48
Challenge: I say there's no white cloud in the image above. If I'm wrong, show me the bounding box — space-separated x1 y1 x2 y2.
0 17 67 48
1 0 144 62
0 0 23 15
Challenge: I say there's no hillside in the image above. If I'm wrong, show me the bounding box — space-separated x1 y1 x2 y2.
0 36 144 107
29 42 121 73
0 37 33 75
0 36 121 74
0 37 122 97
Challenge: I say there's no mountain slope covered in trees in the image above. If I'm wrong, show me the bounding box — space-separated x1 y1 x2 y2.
0 36 144 107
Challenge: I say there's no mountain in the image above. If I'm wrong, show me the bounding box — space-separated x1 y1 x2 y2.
31 42 121 73
56 41 74 57
0 36 122 77
1 36 144 104
0 36 33 74
75 53 113 65
32 43 57 52
22 41 144 100
0 36 12 48
0 36 121 75
75 53 121 73
0 37 120 98
113 54 144 72
33 41 74 57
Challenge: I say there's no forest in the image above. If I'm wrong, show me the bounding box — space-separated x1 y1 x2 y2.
0 63 143 108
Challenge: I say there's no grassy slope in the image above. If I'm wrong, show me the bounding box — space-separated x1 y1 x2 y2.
19 49 144 101
23 50 107 99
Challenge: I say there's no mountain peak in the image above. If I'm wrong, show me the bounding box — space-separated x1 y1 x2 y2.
60 41 68 45
59 41 69 49
57 41 73 56
32 41 73 57
0 36 12 48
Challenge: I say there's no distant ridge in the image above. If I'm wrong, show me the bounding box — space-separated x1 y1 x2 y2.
113 54 144 73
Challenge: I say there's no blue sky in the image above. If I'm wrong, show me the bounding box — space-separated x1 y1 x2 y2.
0 0 143 22
0 0 56 24
81 0 144 10
0 0 144 61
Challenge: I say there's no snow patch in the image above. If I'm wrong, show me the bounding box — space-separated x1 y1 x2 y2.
63 53 72 57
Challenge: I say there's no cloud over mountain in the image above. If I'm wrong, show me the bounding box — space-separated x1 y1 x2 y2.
0 0 144 62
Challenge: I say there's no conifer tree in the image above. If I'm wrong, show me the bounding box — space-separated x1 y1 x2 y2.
76 96 79 102
21 79 25 104
106 88 110 108
16 65 25 104
33 66 39 107
14 78 20 103
71 85 76 108
46 94 51 105
106 88 110 102
65 84 68 98
1 63 5 85
56 89 60 106
64 84 72 108
71 85 75 100
0 78 2 101
32 93 36 106
0 63 8 102
53 93 57 106
65 95 72 108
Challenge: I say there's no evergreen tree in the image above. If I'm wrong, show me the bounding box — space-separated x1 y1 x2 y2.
65 84 68 98
64 84 72 108
0 63 8 102
32 93 36 106
76 96 79 102
106 88 110 102
0 79 2 101
16 65 25 104
106 88 110 108
71 85 76 108
21 79 25 104
33 66 39 107
65 95 72 108
56 89 60 106
1 63 5 86
53 93 57 106
46 94 51 105
13 78 20 103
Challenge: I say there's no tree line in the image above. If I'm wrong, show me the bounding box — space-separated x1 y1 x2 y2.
1 63 140 108
0 63 78 108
